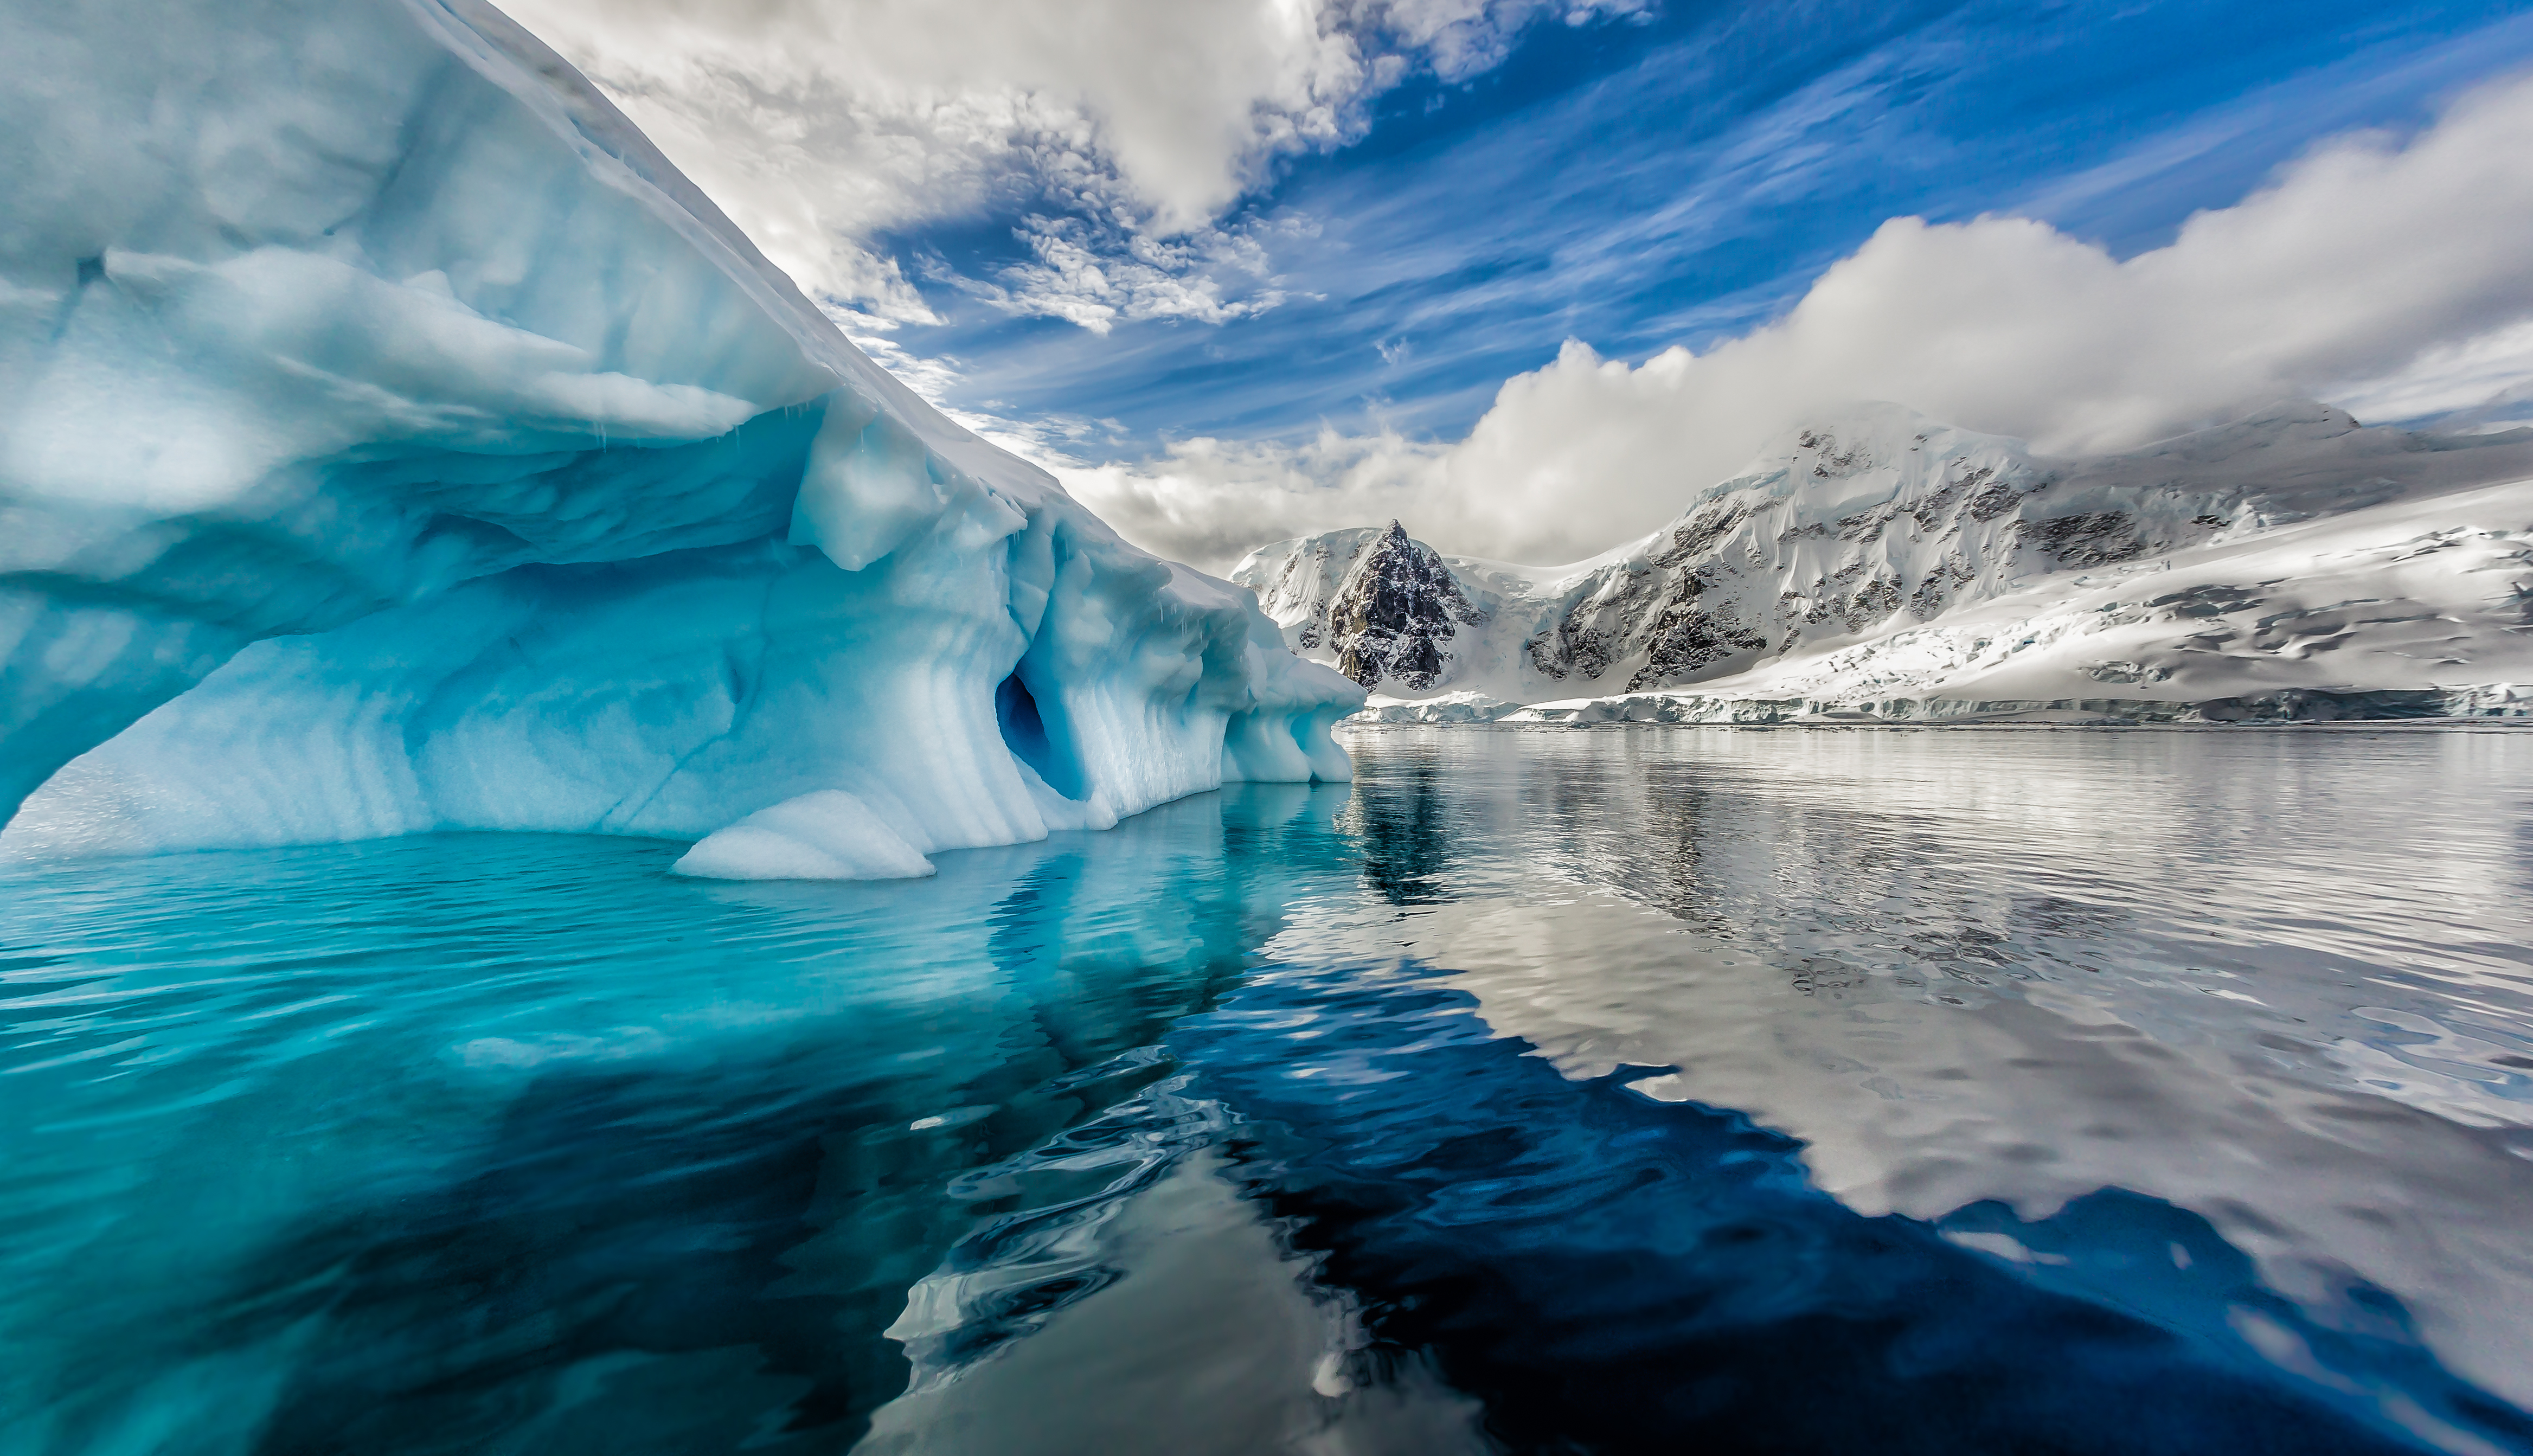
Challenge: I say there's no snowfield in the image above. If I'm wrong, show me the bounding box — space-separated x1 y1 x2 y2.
0 0 1358 877
1236 401 2533 726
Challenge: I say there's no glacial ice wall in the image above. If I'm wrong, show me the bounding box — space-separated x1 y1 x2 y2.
0 0 1358 876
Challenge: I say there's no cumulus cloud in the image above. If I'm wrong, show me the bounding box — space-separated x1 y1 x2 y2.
1057 429 1448 569
1064 70 2533 571
501 0 1640 322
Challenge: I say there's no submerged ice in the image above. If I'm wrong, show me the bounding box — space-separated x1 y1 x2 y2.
0 0 1357 875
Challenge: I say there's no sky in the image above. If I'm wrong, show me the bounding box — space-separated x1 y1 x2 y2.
504 0 2533 569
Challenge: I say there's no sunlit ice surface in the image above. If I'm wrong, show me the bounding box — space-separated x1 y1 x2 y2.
5 728 2532 1455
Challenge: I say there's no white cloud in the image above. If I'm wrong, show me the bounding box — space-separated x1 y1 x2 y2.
1067 70 2533 572
942 214 1292 334
500 0 1641 322
2330 318 2533 428
1060 429 1448 572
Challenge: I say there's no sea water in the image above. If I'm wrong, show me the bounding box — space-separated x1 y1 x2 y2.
5 727 2532 1455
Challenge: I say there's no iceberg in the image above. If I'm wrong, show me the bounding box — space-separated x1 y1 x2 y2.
0 0 1359 876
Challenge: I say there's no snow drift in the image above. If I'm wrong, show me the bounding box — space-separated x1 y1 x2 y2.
0 0 1358 877
1236 401 2533 723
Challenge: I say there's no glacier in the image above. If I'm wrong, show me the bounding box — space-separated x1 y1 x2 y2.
1237 400 2533 725
0 0 1358 877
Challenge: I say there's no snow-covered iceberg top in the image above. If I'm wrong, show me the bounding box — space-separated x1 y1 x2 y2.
0 0 1360 877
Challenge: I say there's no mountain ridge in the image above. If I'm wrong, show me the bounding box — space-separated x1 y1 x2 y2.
1232 400 2533 719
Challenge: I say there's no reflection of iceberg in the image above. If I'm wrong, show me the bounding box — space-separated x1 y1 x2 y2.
862 1087 1492 1456
0 784 1367 1451
0 0 1357 875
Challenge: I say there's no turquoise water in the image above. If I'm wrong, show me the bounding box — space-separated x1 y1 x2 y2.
5 727 2533 1454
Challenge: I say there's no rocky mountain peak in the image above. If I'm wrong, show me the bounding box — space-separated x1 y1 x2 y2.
1234 400 2533 712
1329 519 1484 689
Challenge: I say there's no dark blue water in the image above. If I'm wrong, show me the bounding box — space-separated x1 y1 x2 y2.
7 728 2533 1455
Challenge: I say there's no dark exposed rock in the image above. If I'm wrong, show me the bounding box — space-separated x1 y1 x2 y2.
1966 476 2028 522
1846 576 1903 629
1527 618 1614 682
1647 504 1749 568
1907 465 1986 534
1329 521 1483 690
2027 511 2146 567
1834 505 1897 542
1796 428 1868 475
1910 554 1979 619
1626 581 1767 691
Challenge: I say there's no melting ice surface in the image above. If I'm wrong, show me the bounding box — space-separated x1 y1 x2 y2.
8 727 2533 1455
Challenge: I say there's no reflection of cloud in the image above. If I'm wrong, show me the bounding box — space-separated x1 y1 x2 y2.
1433 896 2533 1432
1303 727 2533 1415
1068 72 2533 570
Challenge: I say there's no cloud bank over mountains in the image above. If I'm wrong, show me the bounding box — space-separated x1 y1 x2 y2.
501 0 1644 330
496 3 2533 573
1060 72 2533 570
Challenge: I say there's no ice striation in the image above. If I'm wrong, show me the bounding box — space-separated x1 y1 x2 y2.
1235 401 2533 723
0 0 1358 877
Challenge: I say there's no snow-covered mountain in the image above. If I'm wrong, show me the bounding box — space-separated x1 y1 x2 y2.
0 0 1358 877
1263 521 1488 689
1232 401 2533 722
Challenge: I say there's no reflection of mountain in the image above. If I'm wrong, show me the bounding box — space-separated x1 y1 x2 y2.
14 743 2531 1453
1233 401 2533 721
1190 981 2473 1456
865 737 2529 1456
1322 727 2533 1431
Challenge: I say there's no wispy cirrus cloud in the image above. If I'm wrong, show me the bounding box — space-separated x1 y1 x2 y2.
934 213 1296 335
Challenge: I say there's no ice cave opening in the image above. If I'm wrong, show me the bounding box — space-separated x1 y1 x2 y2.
995 672 1085 803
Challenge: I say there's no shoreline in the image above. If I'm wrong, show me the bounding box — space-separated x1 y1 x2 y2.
1343 717 2533 730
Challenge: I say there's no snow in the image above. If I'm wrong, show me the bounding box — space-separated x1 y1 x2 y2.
0 0 1357 877
1702 473 2533 713
1356 691 1525 724
1238 400 2533 723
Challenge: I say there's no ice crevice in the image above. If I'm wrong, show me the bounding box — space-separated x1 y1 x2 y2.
0 0 1360 878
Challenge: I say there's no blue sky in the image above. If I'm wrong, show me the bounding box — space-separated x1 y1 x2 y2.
874 0 2533 453
517 0 2533 563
